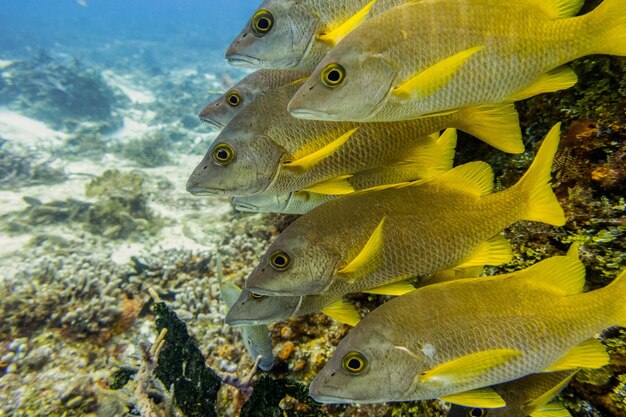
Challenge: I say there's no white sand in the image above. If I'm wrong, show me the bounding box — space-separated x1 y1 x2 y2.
102 70 156 104
0 108 67 148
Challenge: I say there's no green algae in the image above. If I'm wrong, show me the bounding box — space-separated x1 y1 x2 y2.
119 130 173 167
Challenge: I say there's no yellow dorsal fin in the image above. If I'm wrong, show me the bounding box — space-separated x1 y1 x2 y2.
517 252 585 295
338 217 385 275
440 388 506 409
393 46 485 99
530 401 573 417
317 0 378 46
425 161 494 196
455 104 524 154
303 175 355 195
321 299 360 326
419 349 522 385
403 128 457 179
530 0 584 19
509 66 578 102
455 234 513 269
566 242 580 258
284 127 359 172
527 371 577 411
363 279 415 296
546 338 609 372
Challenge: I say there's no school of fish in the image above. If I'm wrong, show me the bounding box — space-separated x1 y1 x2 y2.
190 0 626 413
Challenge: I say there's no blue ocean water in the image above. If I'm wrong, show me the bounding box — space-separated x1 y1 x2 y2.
1 0 257 61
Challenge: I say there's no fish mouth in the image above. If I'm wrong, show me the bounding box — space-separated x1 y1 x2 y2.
198 115 224 129
226 54 262 67
288 107 334 121
186 186 227 196
232 200 260 212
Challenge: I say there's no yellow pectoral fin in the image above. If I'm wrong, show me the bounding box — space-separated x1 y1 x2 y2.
441 387 506 409
363 279 415 296
419 349 522 385
316 0 378 46
456 234 513 270
393 46 485 100
545 338 609 372
284 127 359 172
509 66 578 102
526 371 577 411
338 217 385 275
530 401 572 417
321 299 360 326
303 175 355 195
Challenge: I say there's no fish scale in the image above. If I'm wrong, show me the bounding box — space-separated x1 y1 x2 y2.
189 77 523 197
290 0 624 121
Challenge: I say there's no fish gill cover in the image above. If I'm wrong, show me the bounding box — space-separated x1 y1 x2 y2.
0 1 624 417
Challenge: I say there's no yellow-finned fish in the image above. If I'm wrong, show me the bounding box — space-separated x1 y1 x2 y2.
226 0 404 70
216 255 274 371
288 0 626 122
244 124 565 297
232 130 458 214
447 371 576 417
187 78 524 198
310 249 624 407
199 69 309 129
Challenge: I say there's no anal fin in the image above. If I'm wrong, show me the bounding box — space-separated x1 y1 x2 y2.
530 401 572 417
455 234 512 269
509 66 578 102
545 338 609 371
441 387 506 408
321 299 360 326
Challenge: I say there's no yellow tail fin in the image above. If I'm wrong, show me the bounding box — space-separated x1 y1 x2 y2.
514 123 565 226
586 0 626 56
455 104 524 154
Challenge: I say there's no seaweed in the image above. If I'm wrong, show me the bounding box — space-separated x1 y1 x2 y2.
0 141 65 189
154 302 222 417
84 169 161 239
119 130 172 167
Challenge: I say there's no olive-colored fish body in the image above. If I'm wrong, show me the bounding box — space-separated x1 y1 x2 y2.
289 0 626 121
187 78 523 197
199 69 309 129
310 255 626 404
226 0 404 70
232 130 459 214
245 124 564 297
217 256 274 371
447 371 576 417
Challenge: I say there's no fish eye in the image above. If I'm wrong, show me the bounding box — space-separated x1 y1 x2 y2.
226 90 242 107
341 351 367 375
212 143 235 165
320 64 346 88
467 408 487 417
248 292 267 301
269 250 290 271
252 10 273 36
